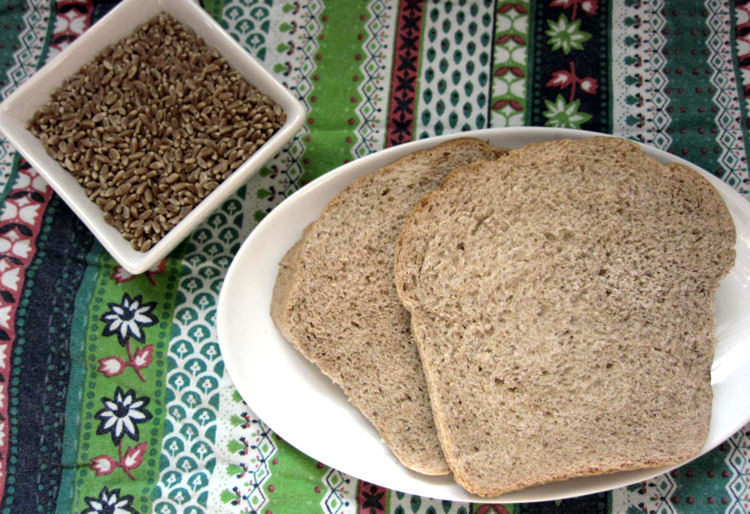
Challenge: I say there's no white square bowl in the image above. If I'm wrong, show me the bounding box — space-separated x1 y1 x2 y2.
0 0 305 274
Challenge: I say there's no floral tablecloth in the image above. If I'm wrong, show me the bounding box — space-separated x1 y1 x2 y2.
0 0 748 512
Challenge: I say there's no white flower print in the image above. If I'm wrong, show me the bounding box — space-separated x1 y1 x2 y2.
82 487 137 514
100 293 157 346
95 387 152 446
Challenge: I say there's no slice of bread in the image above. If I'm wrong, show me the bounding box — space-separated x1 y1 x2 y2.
271 138 506 475
394 137 736 495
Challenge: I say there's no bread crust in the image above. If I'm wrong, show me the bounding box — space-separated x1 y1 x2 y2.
395 136 736 495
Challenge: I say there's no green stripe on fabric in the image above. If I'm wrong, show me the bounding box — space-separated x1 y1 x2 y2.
264 435 329 514
300 1 369 183
201 0 225 23
668 445 736 514
56 243 104 514
660 1 721 174
69 251 180 514
490 0 531 127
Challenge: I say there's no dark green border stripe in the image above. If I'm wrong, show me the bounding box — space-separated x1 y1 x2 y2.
660 1 722 176
527 1 611 131
524 0 536 125
56 242 104 514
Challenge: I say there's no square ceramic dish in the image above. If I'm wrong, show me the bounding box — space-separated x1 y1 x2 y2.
0 0 305 274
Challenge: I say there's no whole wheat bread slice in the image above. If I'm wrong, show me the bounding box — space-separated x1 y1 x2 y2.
394 137 736 495
271 138 506 475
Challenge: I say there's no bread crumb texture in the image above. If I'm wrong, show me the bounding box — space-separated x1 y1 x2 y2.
394 137 736 496
271 138 505 475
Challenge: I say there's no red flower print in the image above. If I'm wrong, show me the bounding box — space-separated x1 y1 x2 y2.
550 0 598 19
546 61 598 102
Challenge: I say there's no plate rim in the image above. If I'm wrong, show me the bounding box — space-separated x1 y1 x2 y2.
217 127 750 502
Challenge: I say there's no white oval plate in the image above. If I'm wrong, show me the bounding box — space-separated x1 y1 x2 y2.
217 127 750 502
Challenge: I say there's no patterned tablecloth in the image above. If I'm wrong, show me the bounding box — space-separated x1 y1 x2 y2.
0 0 749 512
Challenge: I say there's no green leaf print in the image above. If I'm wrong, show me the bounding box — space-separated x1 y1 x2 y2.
229 414 245 427
220 489 237 503
546 14 591 54
226 464 244 476
543 94 592 129
227 439 245 453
